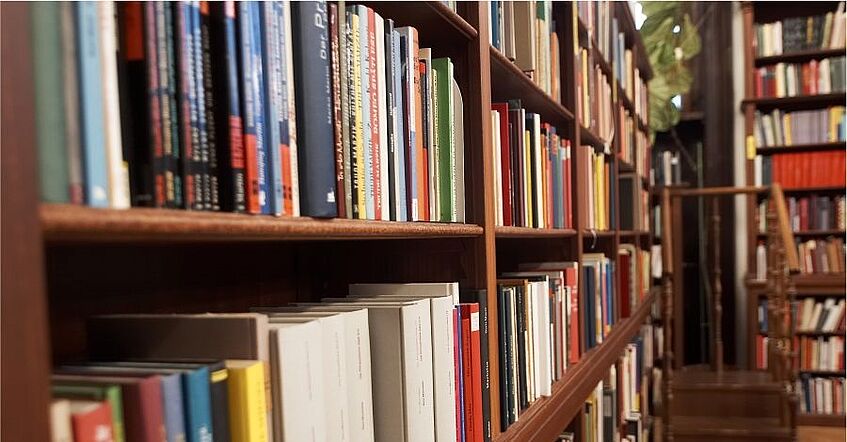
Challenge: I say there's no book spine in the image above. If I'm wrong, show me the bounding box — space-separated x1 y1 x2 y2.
160 3 183 208
62 3 85 204
176 3 201 210
292 1 338 217
383 19 397 221
282 0 300 217
260 1 283 215
250 3 270 215
200 2 218 210
211 1 246 212
358 6 373 219
237 2 259 214
209 366 232 442
399 28 418 221
226 362 269 442
367 8 381 220
375 13 389 221
392 29 408 222
75 2 110 208
338 2 353 218
183 368 213 442
191 2 210 211
461 291 492 442
455 306 466 442
434 58 455 222
330 3 345 219
350 9 365 219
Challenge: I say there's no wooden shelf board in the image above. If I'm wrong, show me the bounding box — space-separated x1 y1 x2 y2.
797 413 845 427
741 93 846 111
495 292 657 441
757 331 845 337
748 274 846 291
756 229 846 238
489 46 574 129
619 160 635 173
41 204 484 242
619 230 649 237
582 229 617 238
754 48 846 66
494 226 577 239
756 141 846 155
767 185 846 194
365 2 477 44
579 125 608 148
799 369 846 376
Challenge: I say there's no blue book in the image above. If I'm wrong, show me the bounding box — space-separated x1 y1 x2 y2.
249 2 270 214
357 5 374 219
75 2 109 207
175 2 202 210
392 29 408 222
260 2 283 215
191 2 209 210
158 372 187 442
491 1 499 50
291 1 339 217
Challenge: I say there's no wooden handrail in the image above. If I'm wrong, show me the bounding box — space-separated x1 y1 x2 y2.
770 183 800 273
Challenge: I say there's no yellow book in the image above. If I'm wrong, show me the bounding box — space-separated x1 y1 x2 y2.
226 360 268 442
351 13 366 218
783 113 792 145
595 154 604 230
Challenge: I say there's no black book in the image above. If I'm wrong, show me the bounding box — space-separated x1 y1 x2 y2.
515 282 528 410
200 5 218 211
525 114 539 227
602 383 616 442
116 3 158 207
782 17 806 54
173 3 203 211
384 18 397 221
159 3 183 208
619 174 635 230
508 100 524 227
291 1 338 217
209 2 246 212
462 289 492 442
496 285 511 430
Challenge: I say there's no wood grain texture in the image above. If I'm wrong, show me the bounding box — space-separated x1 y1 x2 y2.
42 204 484 242
1 3 52 440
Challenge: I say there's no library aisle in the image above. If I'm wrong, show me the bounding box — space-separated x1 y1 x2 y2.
0 1 844 442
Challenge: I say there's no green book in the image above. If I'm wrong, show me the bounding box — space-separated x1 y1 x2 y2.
52 383 126 442
32 2 69 203
432 57 454 222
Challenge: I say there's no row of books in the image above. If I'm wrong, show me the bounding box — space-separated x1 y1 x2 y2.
579 326 655 442
757 195 846 233
52 282 496 442
619 174 648 231
582 148 614 231
797 336 845 372
753 57 846 98
489 1 560 102
753 107 846 148
650 150 682 188
618 107 650 178
578 47 614 143
754 3 846 57
613 30 648 122
496 262 580 430
491 102 574 229
35 1 467 222
797 238 846 274
757 298 846 334
797 375 845 416
577 1 613 62
753 151 847 188
618 244 651 318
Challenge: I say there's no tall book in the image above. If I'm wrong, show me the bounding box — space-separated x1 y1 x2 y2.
291 1 338 217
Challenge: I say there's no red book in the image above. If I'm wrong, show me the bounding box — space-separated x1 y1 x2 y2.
53 374 166 442
459 303 483 442
492 103 512 225
367 8 381 219
618 251 631 318
565 263 580 363
453 308 462 442
70 400 115 442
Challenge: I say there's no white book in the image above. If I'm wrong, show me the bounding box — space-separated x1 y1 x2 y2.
532 114 544 228
349 282 460 305
823 300 845 332
452 78 465 223
50 399 72 442
302 300 435 442
283 0 300 216
754 155 763 187
98 1 129 209
253 307 375 441
502 273 552 396
376 13 390 221
268 314 349 441
824 378 834 414
801 298 816 331
344 293 457 442
269 321 327 442
809 302 824 332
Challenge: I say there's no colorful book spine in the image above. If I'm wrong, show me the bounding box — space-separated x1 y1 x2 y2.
330 3 346 219
391 28 408 222
191 1 209 211
175 2 201 210
237 2 260 214
260 1 284 216
433 57 455 222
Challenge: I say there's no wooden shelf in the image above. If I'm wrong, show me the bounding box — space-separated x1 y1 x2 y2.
41 204 484 243
754 48 847 66
582 229 617 238
757 330 845 337
756 229 845 238
619 230 649 238
748 274 846 292
495 292 657 441
799 369 845 376
494 226 577 239
741 93 846 111
580 124 608 148
366 1 477 45
779 185 845 194
489 46 575 129
797 413 845 427
756 141 846 155
593 45 613 80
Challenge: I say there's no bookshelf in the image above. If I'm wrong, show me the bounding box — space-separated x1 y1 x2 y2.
1 1 657 440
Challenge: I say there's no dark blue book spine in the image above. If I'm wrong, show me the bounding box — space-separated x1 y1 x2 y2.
176 3 203 210
191 2 210 210
391 29 407 222
160 373 187 442
199 2 219 211
249 2 270 214
181 367 213 442
74 2 109 208
237 2 261 213
260 1 283 215
291 1 338 217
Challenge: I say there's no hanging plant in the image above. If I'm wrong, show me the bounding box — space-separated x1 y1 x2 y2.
639 1 702 138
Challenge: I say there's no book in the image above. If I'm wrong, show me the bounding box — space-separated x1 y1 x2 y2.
50 399 73 442
53 382 126 442
291 1 338 217
68 400 116 442
225 360 268 442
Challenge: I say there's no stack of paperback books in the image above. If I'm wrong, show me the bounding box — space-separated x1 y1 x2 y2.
51 282 494 442
33 1 466 222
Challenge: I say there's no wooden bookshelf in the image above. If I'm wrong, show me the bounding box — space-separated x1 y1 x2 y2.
797 413 846 427
1 2 658 439
741 7 845 424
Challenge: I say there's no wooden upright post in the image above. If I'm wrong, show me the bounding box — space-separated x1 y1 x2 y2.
711 197 723 374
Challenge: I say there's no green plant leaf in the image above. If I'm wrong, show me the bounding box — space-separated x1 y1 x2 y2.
641 1 679 17
641 15 674 44
678 13 701 60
